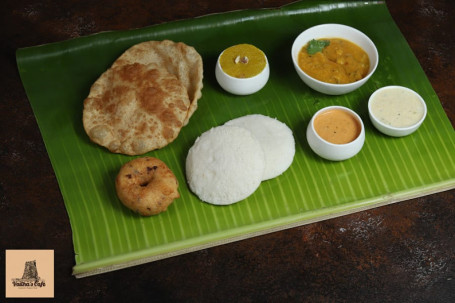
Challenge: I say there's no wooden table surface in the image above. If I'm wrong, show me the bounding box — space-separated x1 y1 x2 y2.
2 0 454 302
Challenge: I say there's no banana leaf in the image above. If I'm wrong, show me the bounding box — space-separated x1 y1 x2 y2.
16 0 455 277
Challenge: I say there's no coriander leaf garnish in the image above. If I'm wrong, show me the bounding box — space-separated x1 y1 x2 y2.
307 39 330 55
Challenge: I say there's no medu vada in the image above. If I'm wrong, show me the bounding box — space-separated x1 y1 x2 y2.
115 157 179 216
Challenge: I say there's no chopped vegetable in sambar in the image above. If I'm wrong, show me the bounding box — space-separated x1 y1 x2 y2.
298 38 370 84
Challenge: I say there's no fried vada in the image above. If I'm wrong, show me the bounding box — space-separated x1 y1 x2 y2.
115 157 179 216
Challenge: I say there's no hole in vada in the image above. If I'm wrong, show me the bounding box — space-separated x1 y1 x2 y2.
147 166 158 173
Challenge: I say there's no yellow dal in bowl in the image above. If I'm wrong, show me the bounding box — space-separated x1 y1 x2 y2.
219 44 267 78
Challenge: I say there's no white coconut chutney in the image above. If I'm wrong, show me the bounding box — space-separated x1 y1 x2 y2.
370 86 425 128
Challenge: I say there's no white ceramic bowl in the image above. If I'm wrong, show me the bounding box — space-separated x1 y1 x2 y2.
368 86 427 137
291 23 379 95
306 106 365 161
215 49 270 95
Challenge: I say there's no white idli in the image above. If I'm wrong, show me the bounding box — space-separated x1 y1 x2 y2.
225 114 295 180
186 125 265 205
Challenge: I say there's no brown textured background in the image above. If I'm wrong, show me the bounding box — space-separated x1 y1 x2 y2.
1 0 454 302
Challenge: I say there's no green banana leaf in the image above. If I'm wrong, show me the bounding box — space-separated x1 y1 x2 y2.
16 0 455 277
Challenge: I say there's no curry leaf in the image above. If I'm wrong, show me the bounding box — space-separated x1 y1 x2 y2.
307 39 330 55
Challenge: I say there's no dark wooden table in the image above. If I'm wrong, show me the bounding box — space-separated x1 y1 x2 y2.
2 0 454 302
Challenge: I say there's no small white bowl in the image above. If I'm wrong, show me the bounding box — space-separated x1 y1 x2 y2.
368 86 427 137
291 23 379 95
306 106 365 161
215 47 270 95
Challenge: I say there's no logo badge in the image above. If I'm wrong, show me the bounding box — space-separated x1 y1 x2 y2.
5 250 54 298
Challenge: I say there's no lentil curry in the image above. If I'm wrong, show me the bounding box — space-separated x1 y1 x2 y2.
298 38 369 84
219 44 266 78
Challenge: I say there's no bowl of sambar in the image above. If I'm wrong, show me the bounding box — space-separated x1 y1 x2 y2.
291 23 378 95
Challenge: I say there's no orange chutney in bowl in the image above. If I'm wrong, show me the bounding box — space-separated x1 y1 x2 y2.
314 108 362 144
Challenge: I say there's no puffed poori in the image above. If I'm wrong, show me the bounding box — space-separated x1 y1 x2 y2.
112 40 203 125
83 62 190 155
83 40 203 155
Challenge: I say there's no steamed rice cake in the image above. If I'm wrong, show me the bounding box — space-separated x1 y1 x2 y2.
225 114 295 180
186 125 265 205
